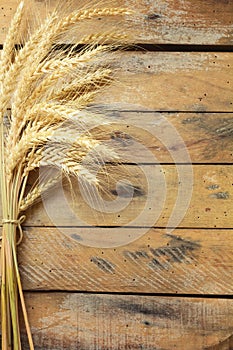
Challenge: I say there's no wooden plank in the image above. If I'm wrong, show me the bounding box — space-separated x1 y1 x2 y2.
20 293 233 349
1 0 233 45
89 112 233 163
20 165 233 228
100 52 233 112
0 52 232 111
17 227 233 293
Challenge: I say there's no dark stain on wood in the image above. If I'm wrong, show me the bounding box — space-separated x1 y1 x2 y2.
91 257 115 274
124 235 200 271
167 235 201 259
110 130 133 146
181 115 233 159
123 250 149 260
70 233 83 241
209 191 230 199
111 184 145 198
167 234 200 250
115 300 179 320
149 257 169 270
145 13 161 20
135 250 150 259
155 234 200 266
207 184 220 190
215 123 233 138
182 116 233 139
182 116 203 124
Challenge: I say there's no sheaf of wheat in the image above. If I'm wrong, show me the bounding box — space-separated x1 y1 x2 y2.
0 1 131 348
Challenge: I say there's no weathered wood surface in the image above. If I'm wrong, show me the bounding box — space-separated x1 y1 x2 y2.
1 0 233 45
20 165 233 228
100 52 233 112
1 52 232 112
20 293 233 350
16 227 233 294
77 112 233 163
0 1 232 347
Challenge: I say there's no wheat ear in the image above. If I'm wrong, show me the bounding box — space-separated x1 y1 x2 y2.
0 1 132 348
20 176 61 211
0 1 24 83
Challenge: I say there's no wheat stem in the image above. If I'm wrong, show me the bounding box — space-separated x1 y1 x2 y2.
12 246 34 349
0 2 130 348
0 120 10 349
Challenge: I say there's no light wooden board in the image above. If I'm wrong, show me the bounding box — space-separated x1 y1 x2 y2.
0 0 232 347
16 227 233 294
99 52 233 112
20 165 233 228
80 112 233 163
0 51 232 111
0 0 233 45
20 293 233 350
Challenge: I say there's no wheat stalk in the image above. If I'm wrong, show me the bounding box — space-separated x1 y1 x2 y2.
0 1 132 348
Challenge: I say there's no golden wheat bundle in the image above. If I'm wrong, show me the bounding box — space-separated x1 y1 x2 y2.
0 1 131 348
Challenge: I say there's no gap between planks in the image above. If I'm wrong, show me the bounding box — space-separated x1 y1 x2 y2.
0 0 233 45
23 289 233 299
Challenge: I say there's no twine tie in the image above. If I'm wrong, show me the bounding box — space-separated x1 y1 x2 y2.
1 215 26 245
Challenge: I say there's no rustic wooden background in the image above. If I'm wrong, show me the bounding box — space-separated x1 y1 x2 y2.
0 0 233 349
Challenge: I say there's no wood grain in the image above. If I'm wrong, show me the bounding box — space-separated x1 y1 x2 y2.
0 0 233 45
0 1 232 348
100 52 233 112
0 51 232 111
79 112 233 163
19 293 233 350
15 227 233 294
0 52 233 110
20 165 233 228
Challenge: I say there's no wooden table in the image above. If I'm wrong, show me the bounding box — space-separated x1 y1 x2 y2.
0 1 232 349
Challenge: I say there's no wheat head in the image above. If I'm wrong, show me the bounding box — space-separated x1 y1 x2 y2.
0 1 132 348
